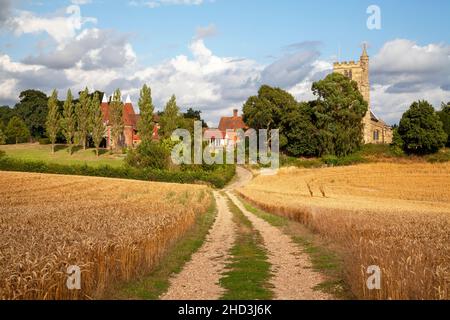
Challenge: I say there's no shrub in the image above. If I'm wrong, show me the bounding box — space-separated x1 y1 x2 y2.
0 129 6 145
398 100 447 155
425 149 450 163
0 156 235 188
38 138 51 145
126 141 170 170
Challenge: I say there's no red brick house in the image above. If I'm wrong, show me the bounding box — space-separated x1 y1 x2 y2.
205 109 248 147
101 94 159 149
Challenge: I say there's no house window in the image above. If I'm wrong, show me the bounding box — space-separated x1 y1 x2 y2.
373 130 380 141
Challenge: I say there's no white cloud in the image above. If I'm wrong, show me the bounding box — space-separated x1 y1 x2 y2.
23 28 137 70
129 0 205 9
370 39 450 124
2 2 449 128
11 5 96 45
71 0 92 4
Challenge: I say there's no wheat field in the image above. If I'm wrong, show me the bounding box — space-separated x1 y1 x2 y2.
237 163 450 300
0 171 211 300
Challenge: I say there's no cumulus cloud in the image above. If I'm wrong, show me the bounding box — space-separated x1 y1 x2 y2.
2 2 449 128
11 5 97 45
370 39 450 124
0 0 12 26
23 28 137 70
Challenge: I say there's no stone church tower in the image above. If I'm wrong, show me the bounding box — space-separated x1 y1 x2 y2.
333 44 392 144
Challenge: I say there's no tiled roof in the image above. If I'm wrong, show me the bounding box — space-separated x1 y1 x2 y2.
218 116 247 132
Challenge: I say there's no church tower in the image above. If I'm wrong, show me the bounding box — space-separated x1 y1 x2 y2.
359 43 372 141
333 43 392 144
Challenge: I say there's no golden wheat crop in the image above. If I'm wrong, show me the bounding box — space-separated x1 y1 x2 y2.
0 172 211 300
238 163 450 300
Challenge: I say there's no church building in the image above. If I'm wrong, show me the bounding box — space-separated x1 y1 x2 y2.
333 44 392 144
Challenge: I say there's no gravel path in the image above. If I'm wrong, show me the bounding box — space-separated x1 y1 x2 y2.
227 191 331 300
161 192 235 300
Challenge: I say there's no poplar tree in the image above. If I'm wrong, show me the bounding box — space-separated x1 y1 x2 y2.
46 89 60 154
109 89 124 152
77 87 91 150
61 89 76 155
160 94 180 138
90 93 104 157
137 84 155 144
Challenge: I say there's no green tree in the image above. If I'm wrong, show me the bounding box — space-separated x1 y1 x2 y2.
46 90 60 154
90 93 104 157
76 87 91 150
310 73 368 156
160 94 181 138
61 89 77 155
283 102 319 157
398 100 447 155
437 102 450 147
0 105 15 127
243 85 298 148
14 90 48 138
6 116 30 144
137 84 155 144
0 127 6 145
109 89 124 152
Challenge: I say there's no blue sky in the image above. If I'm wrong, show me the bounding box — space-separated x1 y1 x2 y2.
1 0 450 125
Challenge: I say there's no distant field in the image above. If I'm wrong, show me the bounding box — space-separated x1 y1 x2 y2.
238 163 450 299
0 172 211 300
0 143 124 168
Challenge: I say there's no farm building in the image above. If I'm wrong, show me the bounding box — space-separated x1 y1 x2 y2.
101 94 159 149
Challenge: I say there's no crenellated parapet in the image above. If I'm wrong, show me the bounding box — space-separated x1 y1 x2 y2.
333 61 360 67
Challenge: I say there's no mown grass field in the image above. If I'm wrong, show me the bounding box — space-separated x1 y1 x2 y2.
237 162 450 300
0 171 211 300
0 143 124 168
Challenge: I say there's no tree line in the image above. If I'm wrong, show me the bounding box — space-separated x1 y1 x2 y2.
0 86 205 155
243 73 450 157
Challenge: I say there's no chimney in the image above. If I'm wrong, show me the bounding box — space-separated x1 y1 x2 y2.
233 109 238 117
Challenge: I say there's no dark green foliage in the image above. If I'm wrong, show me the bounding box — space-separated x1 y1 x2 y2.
0 156 235 188
0 128 6 145
243 75 367 158
0 106 15 127
109 89 124 151
90 93 104 157
61 89 76 155
390 127 405 156
126 141 170 170
38 138 51 145
159 95 181 138
46 90 60 153
243 85 298 148
14 90 49 138
398 100 447 155
5 116 30 144
76 88 91 150
183 108 201 120
437 102 450 147
283 102 318 157
137 84 155 144
311 73 367 157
